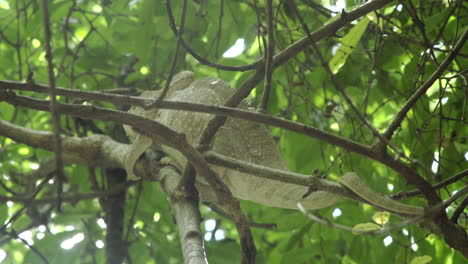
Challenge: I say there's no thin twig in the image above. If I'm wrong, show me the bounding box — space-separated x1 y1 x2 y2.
451 196 468 223
165 0 257 72
41 0 66 212
258 0 275 111
383 29 468 141
3 229 49 264
154 0 188 103
0 181 135 204
197 0 394 151
392 169 468 200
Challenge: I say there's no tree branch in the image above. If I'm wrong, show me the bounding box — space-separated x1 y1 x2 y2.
41 0 65 212
0 90 257 263
155 163 208 264
258 0 275 112
197 0 394 148
383 28 468 141
0 119 128 168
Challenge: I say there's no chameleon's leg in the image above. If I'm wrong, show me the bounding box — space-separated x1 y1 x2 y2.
125 134 152 180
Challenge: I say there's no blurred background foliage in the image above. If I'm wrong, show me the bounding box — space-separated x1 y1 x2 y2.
0 0 466 263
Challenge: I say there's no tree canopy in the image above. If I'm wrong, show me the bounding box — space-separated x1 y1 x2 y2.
0 0 467 263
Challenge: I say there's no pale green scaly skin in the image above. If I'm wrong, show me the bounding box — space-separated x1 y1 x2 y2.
124 71 425 213
124 71 194 180
154 77 340 209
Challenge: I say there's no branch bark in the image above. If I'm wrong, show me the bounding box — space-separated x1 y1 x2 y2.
151 157 208 264
0 119 128 168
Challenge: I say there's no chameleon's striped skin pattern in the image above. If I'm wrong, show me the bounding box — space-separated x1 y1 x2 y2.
124 72 425 214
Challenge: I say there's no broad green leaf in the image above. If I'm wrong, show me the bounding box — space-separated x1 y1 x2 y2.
351 222 382 234
410 255 432 264
372 211 390 225
329 17 370 74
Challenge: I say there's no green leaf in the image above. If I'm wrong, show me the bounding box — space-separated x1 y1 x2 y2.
0 203 7 226
410 255 432 264
351 222 382 234
329 17 370 74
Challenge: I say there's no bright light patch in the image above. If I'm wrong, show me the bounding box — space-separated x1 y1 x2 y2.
434 42 445 49
411 236 418 251
387 183 394 191
32 39 41 48
92 4 102 13
204 219 216 232
95 240 104 249
36 233 45 240
328 0 346 14
441 97 448 104
431 152 439 173
396 4 403 12
166 233 175 241
38 225 46 232
214 230 225 241
6 201 13 207
0 0 10 9
65 225 75 231
332 208 342 218
29 162 39 170
97 218 107 229
204 232 212 241
60 233 84 250
222 38 246 58
153 212 160 222
129 0 138 8
139 66 149 75
75 28 88 42
49 224 61 234
48 179 54 184
38 52 46 62
13 251 22 263
133 221 144 229
0 249 6 263
383 236 393 246
330 122 340 131
18 231 33 245
331 43 341 56
402 229 408 236
465 152 468 161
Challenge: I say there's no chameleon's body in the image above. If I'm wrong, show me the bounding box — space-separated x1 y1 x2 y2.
124 72 425 214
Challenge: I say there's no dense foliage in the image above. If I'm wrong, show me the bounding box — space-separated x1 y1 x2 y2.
0 0 466 263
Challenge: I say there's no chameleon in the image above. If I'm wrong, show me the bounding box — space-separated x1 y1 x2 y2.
123 71 425 215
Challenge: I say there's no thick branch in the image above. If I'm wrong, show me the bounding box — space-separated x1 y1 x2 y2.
102 168 128 264
0 119 128 168
204 152 365 202
0 182 134 204
1 91 256 263
157 165 208 264
0 86 435 197
198 0 394 146
0 85 374 162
